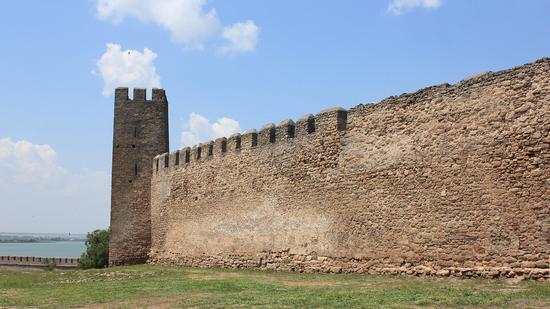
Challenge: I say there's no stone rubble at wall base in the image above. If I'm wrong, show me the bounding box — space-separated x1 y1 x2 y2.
149 250 549 281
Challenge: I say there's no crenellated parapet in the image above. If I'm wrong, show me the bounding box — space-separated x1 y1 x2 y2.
115 87 168 103
153 107 347 175
151 57 550 178
0 256 80 269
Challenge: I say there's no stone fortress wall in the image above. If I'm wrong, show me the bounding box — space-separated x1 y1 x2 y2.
0 256 79 269
112 58 550 279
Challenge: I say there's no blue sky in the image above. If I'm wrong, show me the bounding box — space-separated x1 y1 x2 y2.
0 0 548 233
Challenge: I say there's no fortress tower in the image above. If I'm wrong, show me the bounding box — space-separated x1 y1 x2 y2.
109 87 169 266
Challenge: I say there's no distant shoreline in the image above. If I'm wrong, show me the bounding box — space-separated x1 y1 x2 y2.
0 239 85 244
0 239 86 258
0 233 87 244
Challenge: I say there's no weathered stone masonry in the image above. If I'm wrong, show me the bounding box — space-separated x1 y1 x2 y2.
110 88 168 266
113 59 549 279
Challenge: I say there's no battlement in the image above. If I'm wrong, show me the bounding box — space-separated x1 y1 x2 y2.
153 106 346 174
115 87 167 103
152 57 549 176
0 256 80 269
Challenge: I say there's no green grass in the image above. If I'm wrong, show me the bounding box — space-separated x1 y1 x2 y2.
0 265 548 308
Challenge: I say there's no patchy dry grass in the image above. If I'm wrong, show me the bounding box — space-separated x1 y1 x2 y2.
0 265 548 308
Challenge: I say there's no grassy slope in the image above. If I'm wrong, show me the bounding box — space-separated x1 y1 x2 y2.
0 265 548 308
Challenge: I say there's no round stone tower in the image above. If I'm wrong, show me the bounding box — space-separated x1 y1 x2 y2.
109 87 169 266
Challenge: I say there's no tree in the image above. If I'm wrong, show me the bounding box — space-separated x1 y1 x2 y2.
79 229 109 269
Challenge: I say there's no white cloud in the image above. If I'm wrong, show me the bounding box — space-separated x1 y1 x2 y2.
387 0 442 15
0 138 66 182
97 0 221 50
180 113 241 147
96 0 260 53
0 138 110 233
95 43 161 96
219 20 260 55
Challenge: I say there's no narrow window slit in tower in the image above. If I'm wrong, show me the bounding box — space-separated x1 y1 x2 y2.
155 158 159 172
175 151 180 165
134 163 138 176
134 127 138 138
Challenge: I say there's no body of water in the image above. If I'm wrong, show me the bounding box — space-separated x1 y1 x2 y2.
0 241 86 258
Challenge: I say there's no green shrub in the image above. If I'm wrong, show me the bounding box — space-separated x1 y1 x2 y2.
79 229 109 269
